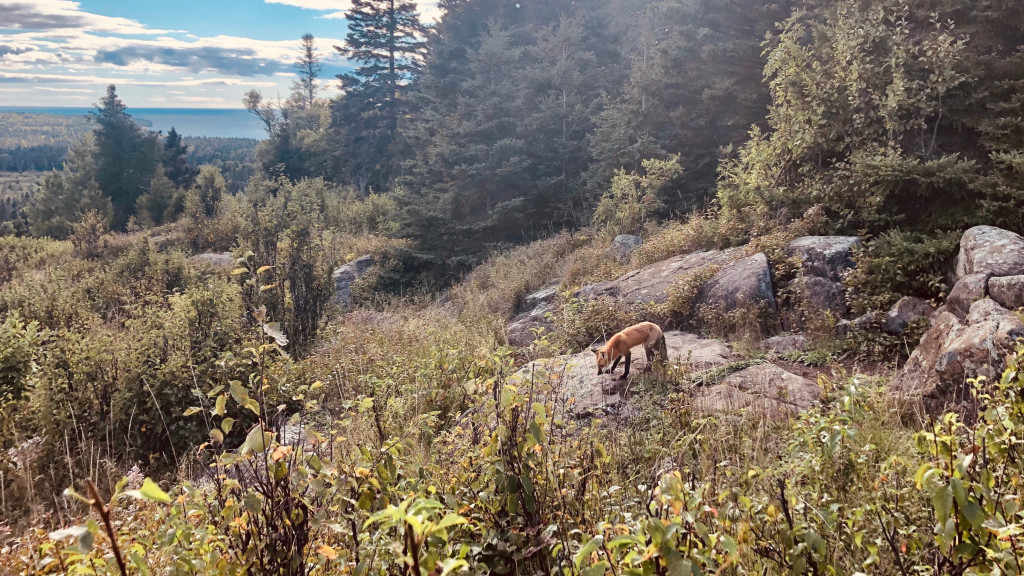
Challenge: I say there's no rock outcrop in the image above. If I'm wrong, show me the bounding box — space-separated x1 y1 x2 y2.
762 334 809 355
883 296 935 335
609 235 643 263
989 275 1024 310
891 298 1024 413
507 285 560 348
955 226 1024 281
190 252 235 269
693 364 821 419
576 249 736 304
332 255 374 310
947 273 990 320
694 253 777 323
509 331 731 418
785 236 861 282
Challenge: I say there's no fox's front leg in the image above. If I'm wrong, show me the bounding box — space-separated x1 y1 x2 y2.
609 355 622 374
620 351 632 380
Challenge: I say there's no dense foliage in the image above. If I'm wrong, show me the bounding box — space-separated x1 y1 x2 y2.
3 0 1024 574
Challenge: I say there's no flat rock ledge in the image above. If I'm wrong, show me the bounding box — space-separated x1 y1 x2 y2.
508 331 731 419
692 364 821 420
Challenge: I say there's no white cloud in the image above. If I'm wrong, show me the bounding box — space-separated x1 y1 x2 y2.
270 0 441 22
0 71 279 88
0 0 176 35
264 0 351 10
36 86 93 92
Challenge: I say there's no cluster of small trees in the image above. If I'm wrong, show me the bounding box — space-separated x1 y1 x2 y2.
27 86 214 237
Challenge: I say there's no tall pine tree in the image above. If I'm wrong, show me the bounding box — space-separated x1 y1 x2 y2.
92 85 159 230
162 127 198 189
292 33 322 109
330 0 427 192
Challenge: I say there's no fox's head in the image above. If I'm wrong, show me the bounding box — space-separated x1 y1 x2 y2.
592 348 610 375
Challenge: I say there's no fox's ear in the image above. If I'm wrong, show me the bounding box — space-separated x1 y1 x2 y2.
591 348 600 357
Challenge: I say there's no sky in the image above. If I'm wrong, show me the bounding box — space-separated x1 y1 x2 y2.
0 0 441 109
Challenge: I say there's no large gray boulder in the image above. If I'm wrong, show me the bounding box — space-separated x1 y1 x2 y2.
883 296 935 335
507 286 561 348
609 235 643 263
509 331 731 419
989 275 1024 310
793 276 848 319
762 334 809 355
693 364 821 419
891 298 1024 414
955 226 1024 281
785 236 861 281
190 252 235 269
947 273 989 320
694 253 777 322
576 249 737 304
332 255 374 310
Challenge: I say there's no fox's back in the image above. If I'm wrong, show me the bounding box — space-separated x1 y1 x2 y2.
611 321 661 350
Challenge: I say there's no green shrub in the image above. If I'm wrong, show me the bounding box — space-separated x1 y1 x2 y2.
845 229 959 314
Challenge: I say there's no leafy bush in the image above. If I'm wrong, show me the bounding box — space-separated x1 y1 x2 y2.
592 157 682 236
845 229 959 314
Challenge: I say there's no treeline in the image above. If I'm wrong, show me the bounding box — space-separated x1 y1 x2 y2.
0 112 93 150
247 0 1024 286
0 113 257 194
0 145 73 172
184 137 258 193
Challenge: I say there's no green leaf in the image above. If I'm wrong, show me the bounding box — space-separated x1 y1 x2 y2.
213 394 227 417
221 417 235 434
129 552 151 575
581 563 609 576
439 558 469 576
668 558 693 576
124 478 172 504
574 536 603 569
932 484 953 523
434 513 467 531
228 380 248 405
183 407 202 417
962 500 986 531
49 525 93 553
241 424 270 455
210 429 224 444
230 267 248 276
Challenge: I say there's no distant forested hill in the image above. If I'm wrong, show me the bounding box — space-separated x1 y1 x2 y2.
0 113 257 190
0 112 93 171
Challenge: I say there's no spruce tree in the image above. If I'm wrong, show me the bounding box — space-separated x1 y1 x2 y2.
331 0 427 192
162 127 198 189
292 33 322 109
91 85 159 230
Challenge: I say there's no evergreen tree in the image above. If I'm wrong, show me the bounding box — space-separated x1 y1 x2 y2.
291 33 322 109
27 134 113 239
586 0 792 212
162 127 199 189
135 169 182 227
91 85 159 230
330 0 427 192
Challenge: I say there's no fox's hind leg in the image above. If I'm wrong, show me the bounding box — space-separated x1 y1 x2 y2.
643 345 655 371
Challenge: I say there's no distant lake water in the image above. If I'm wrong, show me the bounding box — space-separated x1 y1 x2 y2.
0 106 266 139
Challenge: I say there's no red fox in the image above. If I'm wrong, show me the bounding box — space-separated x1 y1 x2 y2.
592 321 669 379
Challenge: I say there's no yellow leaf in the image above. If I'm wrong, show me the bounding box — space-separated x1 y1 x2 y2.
317 545 337 560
